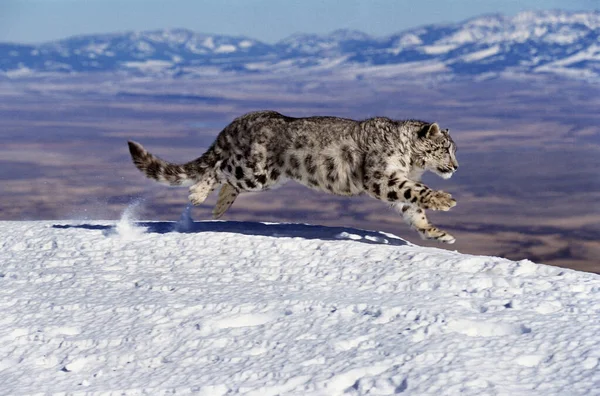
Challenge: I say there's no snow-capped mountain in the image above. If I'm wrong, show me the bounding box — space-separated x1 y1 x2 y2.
1 10 599 80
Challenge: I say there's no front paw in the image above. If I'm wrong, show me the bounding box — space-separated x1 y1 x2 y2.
423 190 456 211
418 226 456 244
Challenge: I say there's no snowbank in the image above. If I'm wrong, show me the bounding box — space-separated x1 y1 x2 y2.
1 220 599 395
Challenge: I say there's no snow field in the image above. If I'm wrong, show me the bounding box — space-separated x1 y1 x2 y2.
0 219 599 395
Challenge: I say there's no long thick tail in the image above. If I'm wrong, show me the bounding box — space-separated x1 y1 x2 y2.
127 140 216 187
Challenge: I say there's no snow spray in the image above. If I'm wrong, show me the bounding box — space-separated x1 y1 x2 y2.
174 204 195 232
114 198 147 240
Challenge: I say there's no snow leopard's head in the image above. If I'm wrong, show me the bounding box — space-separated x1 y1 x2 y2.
413 122 458 179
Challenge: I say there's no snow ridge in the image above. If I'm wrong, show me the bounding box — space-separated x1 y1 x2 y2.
1 219 599 394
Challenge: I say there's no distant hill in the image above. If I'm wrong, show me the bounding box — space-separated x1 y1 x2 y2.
1 10 599 81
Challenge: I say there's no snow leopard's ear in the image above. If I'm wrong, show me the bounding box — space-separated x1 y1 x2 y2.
418 123 441 139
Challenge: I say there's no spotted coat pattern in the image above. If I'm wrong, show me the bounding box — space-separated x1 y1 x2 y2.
128 110 459 243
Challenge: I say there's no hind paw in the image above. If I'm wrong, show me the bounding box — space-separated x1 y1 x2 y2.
188 193 206 206
188 181 216 206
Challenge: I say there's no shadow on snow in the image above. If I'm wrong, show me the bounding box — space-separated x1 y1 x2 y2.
52 221 408 247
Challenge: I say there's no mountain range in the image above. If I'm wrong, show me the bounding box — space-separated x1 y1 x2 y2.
1 10 599 81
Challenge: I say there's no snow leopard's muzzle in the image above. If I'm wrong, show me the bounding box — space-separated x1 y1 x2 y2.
437 163 458 179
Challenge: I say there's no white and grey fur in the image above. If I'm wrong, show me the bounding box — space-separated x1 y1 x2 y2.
128 110 459 243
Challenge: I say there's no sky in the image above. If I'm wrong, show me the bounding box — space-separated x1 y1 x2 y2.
0 0 598 44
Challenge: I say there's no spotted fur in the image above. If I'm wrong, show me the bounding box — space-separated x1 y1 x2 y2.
128 110 459 243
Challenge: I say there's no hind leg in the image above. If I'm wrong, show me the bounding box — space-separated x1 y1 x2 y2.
396 204 455 244
212 167 278 218
211 163 286 219
188 177 218 206
213 183 239 219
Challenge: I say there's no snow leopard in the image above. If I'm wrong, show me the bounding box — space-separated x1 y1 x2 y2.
128 110 459 243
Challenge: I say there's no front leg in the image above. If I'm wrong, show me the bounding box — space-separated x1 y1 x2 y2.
364 171 456 243
366 175 456 211
396 204 456 244
410 181 456 211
